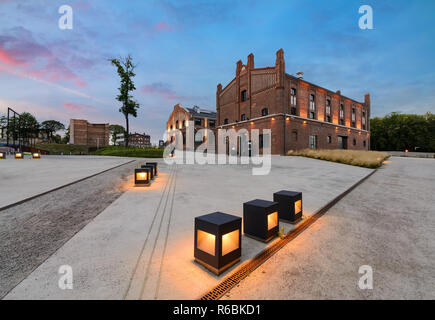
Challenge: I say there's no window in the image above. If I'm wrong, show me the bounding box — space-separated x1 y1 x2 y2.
194 118 202 126
208 120 215 127
224 118 229 125
261 108 268 116
292 130 298 141
309 94 316 111
327 135 332 144
309 94 316 119
326 99 331 117
170 125 173 130
353 138 356 146
309 135 317 149
176 120 179 128
326 115 331 123
241 114 246 121
351 108 356 127
339 104 344 125
290 88 297 105
290 107 297 115
241 90 247 102
259 134 263 149
363 140 366 147
362 111 366 130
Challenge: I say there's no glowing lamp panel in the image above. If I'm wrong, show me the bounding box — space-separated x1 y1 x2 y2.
267 212 278 231
136 172 148 180
197 230 215 256
294 200 302 214
221 229 239 256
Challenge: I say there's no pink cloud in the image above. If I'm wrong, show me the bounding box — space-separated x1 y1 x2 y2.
140 83 184 101
0 47 27 66
0 27 87 88
63 102 97 112
153 21 173 32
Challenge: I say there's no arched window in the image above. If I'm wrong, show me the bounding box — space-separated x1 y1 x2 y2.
224 118 229 124
241 90 247 102
241 114 246 121
261 108 268 116
309 94 316 119
339 104 345 125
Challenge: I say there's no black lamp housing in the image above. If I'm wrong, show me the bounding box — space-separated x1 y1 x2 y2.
194 212 242 275
141 164 155 179
243 199 279 242
146 162 158 176
273 190 303 223
134 168 151 187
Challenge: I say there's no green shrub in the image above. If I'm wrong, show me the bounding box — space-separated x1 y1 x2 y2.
92 146 163 158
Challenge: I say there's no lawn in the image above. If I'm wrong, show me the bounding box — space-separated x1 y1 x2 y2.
92 146 164 158
35 143 90 155
287 149 390 168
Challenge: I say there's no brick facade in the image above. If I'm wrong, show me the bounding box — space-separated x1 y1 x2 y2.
69 119 109 147
216 49 370 155
166 104 216 147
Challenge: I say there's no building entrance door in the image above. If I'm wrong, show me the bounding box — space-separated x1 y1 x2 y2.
338 136 348 149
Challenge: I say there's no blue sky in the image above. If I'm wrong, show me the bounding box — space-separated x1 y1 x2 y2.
0 0 434 143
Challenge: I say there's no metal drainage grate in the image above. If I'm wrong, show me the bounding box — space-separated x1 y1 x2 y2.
200 169 377 300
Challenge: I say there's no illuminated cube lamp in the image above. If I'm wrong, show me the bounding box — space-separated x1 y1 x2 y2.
140 164 155 180
273 190 303 223
0 152 5 159
32 152 41 159
243 199 279 242
134 168 151 187
194 212 242 275
146 162 158 176
15 152 24 159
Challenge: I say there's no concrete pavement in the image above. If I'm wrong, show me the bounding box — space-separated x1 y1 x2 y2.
4 156 372 299
222 157 435 299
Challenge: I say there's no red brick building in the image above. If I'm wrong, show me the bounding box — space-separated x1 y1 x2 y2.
69 119 109 147
216 49 370 154
166 104 216 147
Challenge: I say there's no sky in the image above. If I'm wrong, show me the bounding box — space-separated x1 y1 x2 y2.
0 0 434 143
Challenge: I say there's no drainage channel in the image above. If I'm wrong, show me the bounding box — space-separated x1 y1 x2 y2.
199 169 378 300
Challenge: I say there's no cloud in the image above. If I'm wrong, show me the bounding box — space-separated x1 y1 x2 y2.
63 102 98 112
0 27 87 88
140 82 185 101
153 21 173 32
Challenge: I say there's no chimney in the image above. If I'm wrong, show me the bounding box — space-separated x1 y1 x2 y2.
336 90 341 95
296 71 304 79
247 53 254 69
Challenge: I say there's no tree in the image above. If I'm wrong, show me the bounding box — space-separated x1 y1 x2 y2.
19 112 39 145
41 120 65 143
109 124 125 145
110 55 140 147
61 126 70 144
370 112 435 152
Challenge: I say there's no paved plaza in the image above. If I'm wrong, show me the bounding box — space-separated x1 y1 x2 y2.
2 155 373 299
